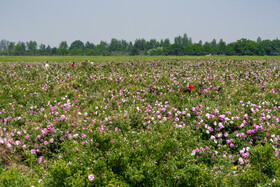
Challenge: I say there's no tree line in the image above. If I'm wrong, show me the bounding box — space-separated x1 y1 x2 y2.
0 34 280 56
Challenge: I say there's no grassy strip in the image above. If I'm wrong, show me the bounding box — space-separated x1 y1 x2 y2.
0 55 280 63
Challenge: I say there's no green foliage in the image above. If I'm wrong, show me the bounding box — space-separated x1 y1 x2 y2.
0 59 280 186
0 168 38 187
250 144 279 177
2 34 280 56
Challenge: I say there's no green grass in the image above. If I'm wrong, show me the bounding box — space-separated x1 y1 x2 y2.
0 55 280 62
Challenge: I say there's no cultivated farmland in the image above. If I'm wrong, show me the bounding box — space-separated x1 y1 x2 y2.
0 58 280 186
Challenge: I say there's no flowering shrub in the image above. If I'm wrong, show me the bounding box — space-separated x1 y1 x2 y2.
0 59 280 186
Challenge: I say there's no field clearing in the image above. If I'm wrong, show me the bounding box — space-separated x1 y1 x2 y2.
0 55 280 63
0 58 280 186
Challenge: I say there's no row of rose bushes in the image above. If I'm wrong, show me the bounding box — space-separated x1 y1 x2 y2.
0 59 280 186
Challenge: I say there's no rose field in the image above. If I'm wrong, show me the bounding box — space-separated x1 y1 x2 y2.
0 57 280 186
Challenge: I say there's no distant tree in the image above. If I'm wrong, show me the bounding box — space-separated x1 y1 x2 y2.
203 42 212 55
51 47 58 55
26 41 37 55
69 40 84 50
120 40 129 52
57 48 69 55
210 39 218 55
26 41 37 51
225 43 236 55
109 38 122 52
128 42 133 52
85 41 95 49
218 39 226 55
190 43 204 55
184 45 193 55
188 37 193 45
59 41 68 49
182 33 191 47
161 39 170 48
145 39 158 50
14 44 25 55
83 48 94 56
134 39 146 51
18 41 26 51
96 41 109 55
257 37 262 43
130 47 140 56
0 39 10 50
174 35 183 45
258 40 272 55
57 41 69 55
8 42 15 55
234 38 258 55
271 39 280 55
166 44 184 55
46 45 52 55
70 47 82 56
2 35 279 56
39 44 46 50
149 48 163 56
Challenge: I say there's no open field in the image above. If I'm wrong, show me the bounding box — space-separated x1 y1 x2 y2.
0 55 280 63
0 58 280 186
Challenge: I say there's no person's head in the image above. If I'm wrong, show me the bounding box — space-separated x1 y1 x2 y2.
46 61 48 64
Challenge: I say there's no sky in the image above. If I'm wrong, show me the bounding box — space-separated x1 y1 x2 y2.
0 0 279 47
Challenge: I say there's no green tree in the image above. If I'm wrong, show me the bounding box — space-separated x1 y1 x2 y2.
225 43 236 55
51 47 58 55
26 41 37 54
234 38 258 55
174 35 183 45
85 41 95 49
120 40 129 52
218 39 226 55
109 38 122 52
190 43 205 55
145 39 158 50
0 39 10 51
18 41 26 51
210 39 218 55
8 42 15 55
257 40 272 55
134 39 146 51
39 44 46 50
46 45 52 55
203 42 212 55
271 39 280 55
59 41 68 49
182 33 191 47
96 41 109 55
149 48 163 56
161 39 171 48
57 41 69 55
83 48 94 55
57 48 69 55
165 44 184 55
14 44 25 55
130 47 140 56
69 40 84 50
257 36 262 43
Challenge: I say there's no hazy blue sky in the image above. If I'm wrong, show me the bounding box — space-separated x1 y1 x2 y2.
1 0 279 47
